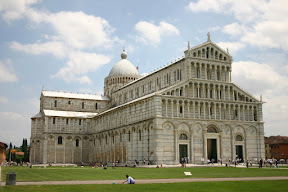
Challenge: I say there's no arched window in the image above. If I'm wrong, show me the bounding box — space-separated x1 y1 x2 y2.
54 100 57 107
76 139 79 147
207 69 211 80
58 136 62 144
207 126 218 133
235 135 243 141
179 106 183 114
254 111 257 121
139 130 141 141
128 131 131 142
197 67 200 78
82 102 84 109
95 103 98 109
217 71 220 81
179 133 188 140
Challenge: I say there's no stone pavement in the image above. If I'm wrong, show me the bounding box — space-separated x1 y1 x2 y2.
1 176 288 186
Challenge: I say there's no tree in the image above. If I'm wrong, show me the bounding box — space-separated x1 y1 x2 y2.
21 138 29 162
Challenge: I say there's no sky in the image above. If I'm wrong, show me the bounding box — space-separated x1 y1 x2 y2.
0 0 287 147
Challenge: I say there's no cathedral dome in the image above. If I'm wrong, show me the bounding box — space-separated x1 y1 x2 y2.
108 50 139 77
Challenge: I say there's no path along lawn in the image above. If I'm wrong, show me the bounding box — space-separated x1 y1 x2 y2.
1 166 288 181
2 180 288 192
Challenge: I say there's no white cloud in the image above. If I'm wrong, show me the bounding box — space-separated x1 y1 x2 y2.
0 112 25 120
43 11 115 49
264 96 288 136
217 42 245 55
6 4 119 84
51 51 111 84
241 19 288 51
27 97 39 112
222 22 247 36
232 61 288 136
187 0 288 52
186 0 267 23
135 21 179 44
0 60 18 82
0 0 39 22
0 96 8 104
10 41 69 58
233 61 288 96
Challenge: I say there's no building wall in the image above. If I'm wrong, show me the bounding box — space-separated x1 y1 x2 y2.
0 147 6 164
40 96 108 113
30 40 265 165
271 143 288 160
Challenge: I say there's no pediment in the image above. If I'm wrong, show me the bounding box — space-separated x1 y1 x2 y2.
157 80 259 103
185 41 232 62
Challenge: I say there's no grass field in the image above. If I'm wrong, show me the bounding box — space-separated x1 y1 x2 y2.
2 180 288 192
1 166 288 181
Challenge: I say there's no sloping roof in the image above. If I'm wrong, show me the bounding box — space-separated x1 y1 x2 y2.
31 112 43 119
265 136 288 144
43 109 98 118
42 91 110 101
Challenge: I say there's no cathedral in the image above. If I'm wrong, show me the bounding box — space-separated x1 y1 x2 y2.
30 34 265 165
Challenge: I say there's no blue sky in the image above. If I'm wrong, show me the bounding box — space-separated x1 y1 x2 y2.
0 0 287 146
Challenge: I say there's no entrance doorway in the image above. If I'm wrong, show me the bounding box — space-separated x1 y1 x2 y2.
207 139 217 161
179 144 188 163
236 145 243 162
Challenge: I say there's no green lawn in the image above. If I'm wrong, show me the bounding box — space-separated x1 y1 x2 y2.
2 180 288 192
1 166 288 182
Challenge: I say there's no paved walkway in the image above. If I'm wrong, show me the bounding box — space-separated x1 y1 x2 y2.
1 176 288 186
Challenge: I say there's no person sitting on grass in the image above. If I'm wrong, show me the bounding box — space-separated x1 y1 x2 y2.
123 174 135 184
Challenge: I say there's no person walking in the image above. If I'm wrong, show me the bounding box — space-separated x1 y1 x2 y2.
123 174 135 184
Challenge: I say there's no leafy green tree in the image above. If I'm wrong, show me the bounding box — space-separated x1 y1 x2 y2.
21 138 29 162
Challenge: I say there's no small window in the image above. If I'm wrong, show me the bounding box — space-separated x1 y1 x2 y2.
54 100 57 107
95 103 98 109
179 133 188 140
139 130 141 141
53 117 56 124
235 135 243 141
58 136 62 144
66 119 68 125
79 119 81 125
207 127 217 133
76 139 79 147
82 102 84 109
129 131 131 142
68 101 71 105
180 106 183 114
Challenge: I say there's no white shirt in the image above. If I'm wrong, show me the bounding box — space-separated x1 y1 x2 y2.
125 176 135 184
